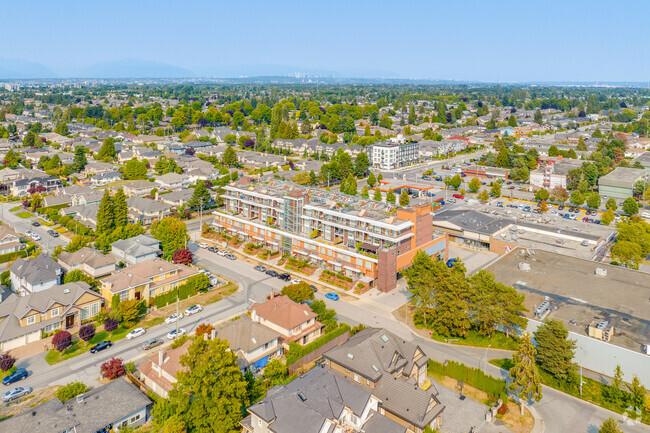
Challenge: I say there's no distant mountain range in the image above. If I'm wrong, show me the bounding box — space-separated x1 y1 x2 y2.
0 59 58 79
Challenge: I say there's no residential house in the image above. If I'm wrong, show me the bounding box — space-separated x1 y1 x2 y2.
0 281 102 351
139 340 190 398
127 196 172 224
57 246 117 278
0 225 25 255
62 203 100 228
10 173 62 196
9 255 63 296
124 179 155 196
212 316 282 373
322 328 443 433
249 295 323 348
155 172 191 190
158 189 194 207
83 161 114 176
241 367 407 433
110 234 161 265
91 171 122 186
99 258 199 303
0 378 152 433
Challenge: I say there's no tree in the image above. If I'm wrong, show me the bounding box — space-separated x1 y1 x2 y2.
628 375 647 411
0 353 16 371
534 109 543 125
539 201 549 213
601 208 615 226
569 190 584 206
622 197 638 215
124 159 148 180
386 189 396 204
508 115 517 127
113 188 128 228
188 181 211 209
576 136 588 151
509 333 543 415
172 248 193 265
367 172 377 187
104 318 119 334
448 174 462 190
495 145 510 167
310 300 336 328
78 324 96 346
604 365 625 404
598 418 623 433
222 145 238 166
96 189 114 235
117 299 141 325
151 217 188 259
152 338 249 432
100 357 125 380
53 330 72 352
491 182 501 198
55 382 90 402
399 189 410 206
550 186 569 203
195 323 215 338
360 185 369 198
263 359 289 386
72 146 87 172
281 282 314 303
605 197 618 211
23 131 38 147
468 177 481 193
97 137 116 161
354 152 369 177
586 192 601 209
373 188 382 201
534 188 549 202
55 122 69 136
478 189 489 202
611 240 644 269
533 320 576 381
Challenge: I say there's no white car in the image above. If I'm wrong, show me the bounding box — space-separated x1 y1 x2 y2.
25 230 32 236
126 327 146 340
164 313 184 324
217 250 227 256
198 242 209 248
290 279 302 285
31 233 41 241
167 328 187 340
2 386 32 403
184 304 203 316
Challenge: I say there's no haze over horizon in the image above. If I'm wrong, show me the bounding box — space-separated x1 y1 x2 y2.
1 0 648 82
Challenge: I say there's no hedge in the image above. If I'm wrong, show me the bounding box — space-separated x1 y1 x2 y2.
428 359 507 400
152 274 210 309
286 323 351 365
0 249 28 264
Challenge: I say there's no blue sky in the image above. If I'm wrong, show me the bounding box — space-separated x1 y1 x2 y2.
2 0 648 81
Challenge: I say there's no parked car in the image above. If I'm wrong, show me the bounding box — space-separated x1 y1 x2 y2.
165 313 184 324
167 328 187 340
31 221 40 227
25 230 32 236
198 243 208 248
422 176 431 181
89 341 113 353
278 273 291 281
225 254 236 260
2 386 31 402
452 194 464 199
2 368 28 385
265 269 278 277
208 246 219 253
325 292 339 301
446 258 459 268
309 285 317 292
558 205 565 210
141 338 163 350
184 304 203 316
126 327 146 340
290 278 301 284
48 229 59 237
217 250 227 256
31 233 41 241
254 265 266 272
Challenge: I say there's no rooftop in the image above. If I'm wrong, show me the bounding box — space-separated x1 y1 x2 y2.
250 295 319 331
599 167 645 184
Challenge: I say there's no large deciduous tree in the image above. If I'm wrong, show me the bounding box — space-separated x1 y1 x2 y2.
151 217 188 259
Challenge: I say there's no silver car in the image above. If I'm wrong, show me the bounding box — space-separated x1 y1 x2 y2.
2 386 32 403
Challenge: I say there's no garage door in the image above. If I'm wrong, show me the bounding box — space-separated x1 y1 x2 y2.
2 335 28 351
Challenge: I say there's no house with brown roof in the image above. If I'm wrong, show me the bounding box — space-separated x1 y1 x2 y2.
139 340 190 398
249 295 323 349
212 316 282 373
0 225 25 255
0 281 102 352
99 258 199 303
57 246 117 278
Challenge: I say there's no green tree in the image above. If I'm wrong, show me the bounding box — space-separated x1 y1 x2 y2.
534 189 550 202
152 338 249 432
611 240 644 269
508 115 517 127
23 131 38 147
367 172 377 187
622 197 638 215
495 145 510 167
222 145 238 167
280 282 314 303
569 190 585 206
468 177 481 193
533 319 576 381
605 197 618 211
263 359 289 387
96 189 114 235
601 208 615 226
477 189 489 202
399 189 410 206
627 375 647 411
151 217 188 259
386 189 396 204
354 152 369 177
360 185 369 198
188 181 211 210
490 182 501 198
55 382 90 402
55 122 69 136
509 333 543 415
97 137 117 161
117 299 142 324
403 251 436 327
598 417 623 433
373 188 382 201
586 192 601 209
113 188 128 228
604 365 625 404
124 159 148 180
534 109 543 125
64 269 100 290
448 174 462 190
72 146 87 172
576 136 588 151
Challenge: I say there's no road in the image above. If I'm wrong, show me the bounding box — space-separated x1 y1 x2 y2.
0 202 70 255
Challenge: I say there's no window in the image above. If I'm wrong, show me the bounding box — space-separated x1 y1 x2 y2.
354 374 360 383
91 302 99 316
119 290 129 302
27 315 35 325
258 418 262 426
367 378 371 385
51 308 59 317
130 414 141 423
81 306 89 321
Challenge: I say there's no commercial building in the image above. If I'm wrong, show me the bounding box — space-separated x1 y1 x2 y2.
370 141 419 170
213 179 447 291
598 167 645 199
529 157 583 190
462 165 510 181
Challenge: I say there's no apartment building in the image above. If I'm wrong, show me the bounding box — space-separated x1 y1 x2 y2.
370 141 419 170
213 179 447 292
529 156 582 190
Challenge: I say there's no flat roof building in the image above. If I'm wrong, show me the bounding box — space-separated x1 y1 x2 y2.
598 167 645 199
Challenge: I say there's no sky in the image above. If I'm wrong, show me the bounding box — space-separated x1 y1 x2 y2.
1 0 648 82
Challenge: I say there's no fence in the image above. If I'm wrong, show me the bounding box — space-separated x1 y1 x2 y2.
287 330 350 375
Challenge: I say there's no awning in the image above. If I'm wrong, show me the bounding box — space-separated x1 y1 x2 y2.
253 356 269 368
295 250 308 255
360 242 378 253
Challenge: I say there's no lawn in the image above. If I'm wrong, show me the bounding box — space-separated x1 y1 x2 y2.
15 211 34 219
428 328 520 351
9 206 21 212
45 325 133 365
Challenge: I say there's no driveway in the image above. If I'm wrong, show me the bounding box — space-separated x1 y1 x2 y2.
0 202 70 254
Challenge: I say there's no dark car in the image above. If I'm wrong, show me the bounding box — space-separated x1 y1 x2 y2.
48 230 59 237
254 265 266 272
265 269 278 277
31 221 40 227
89 341 113 354
278 273 291 281
573 208 580 213
208 246 219 253
2 368 28 385
141 338 163 350
309 285 317 292
422 176 431 181
558 205 565 210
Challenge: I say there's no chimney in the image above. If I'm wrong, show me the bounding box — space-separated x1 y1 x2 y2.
158 349 164 377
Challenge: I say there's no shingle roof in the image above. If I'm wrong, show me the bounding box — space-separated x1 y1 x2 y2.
373 375 444 429
214 316 281 354
250 295 318 331
9 255 62 287
99 258 198 294
57 247 116 270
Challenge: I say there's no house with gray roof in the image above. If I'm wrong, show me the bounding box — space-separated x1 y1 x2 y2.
127 196 172 224
57 246 117 278
0 225 25 255
9 255 63 296
0 378 151 433
123 179 155 196
158 188 193 207
242 367 406 433
111 234 161 266
155 172 191 189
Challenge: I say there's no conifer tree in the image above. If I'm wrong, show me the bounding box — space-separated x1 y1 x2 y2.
113 187 128 228
96 189 114 235
509 333 543 415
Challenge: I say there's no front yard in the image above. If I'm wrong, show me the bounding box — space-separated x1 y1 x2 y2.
45 326 132 365
15 211 34 219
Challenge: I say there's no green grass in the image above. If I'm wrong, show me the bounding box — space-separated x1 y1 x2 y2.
428 328 520 351
141 317 165 329
37 218 55 226
9 206 21 212
45 326 134 365
15 211 34 218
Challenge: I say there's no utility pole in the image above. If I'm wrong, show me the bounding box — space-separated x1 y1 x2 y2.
175 290 179 336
